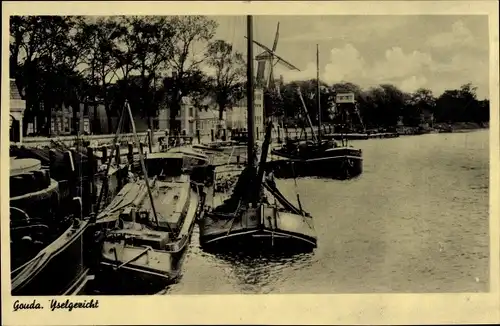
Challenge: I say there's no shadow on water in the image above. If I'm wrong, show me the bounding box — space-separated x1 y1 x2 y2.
199 250 316 294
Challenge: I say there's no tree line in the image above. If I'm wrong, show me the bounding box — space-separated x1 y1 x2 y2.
265 80 489 130
10 15 246 135
10 16 489 136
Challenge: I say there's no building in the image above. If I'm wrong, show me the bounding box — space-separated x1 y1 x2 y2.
158 88 264 137
226 88 265 136
157 97 216 135
50 104 75 136
10 79 26 143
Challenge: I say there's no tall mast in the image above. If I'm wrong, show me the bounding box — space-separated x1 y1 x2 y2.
247 15 255 166
316 44 321 142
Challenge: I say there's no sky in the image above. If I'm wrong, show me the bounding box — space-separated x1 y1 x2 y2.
207 15 490 99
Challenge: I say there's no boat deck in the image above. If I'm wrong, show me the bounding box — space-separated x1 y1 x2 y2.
141 179 191 231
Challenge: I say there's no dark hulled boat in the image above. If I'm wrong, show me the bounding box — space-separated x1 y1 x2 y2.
199 125 317 253
11 207 96 296
268 45 363 180
269 138 363 180
199 16 316 254
10 158 97 295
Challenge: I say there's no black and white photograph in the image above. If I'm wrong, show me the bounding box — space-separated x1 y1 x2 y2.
2 0 499 325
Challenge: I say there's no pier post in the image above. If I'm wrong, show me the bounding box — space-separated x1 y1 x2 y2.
49 149 57 179
147 129 153 153
69 147 78 164
196 129 200 144
222 129 226 141
304 131 308 140
277 125 281 143
236 155 240 164
86 146 96 213
101 146 108 164
64 150 77 198
69 147 79 186
72 197 83 220
139 141 144 155
127 142 134 165
211 129 214 142
86 146 95 175
115 143 121 165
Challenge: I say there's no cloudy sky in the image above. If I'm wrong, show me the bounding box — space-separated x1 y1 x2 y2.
208 15 489 99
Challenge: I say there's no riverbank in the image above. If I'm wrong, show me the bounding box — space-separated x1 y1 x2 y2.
433 121 489 132
398 122 489 135
11 121 489 149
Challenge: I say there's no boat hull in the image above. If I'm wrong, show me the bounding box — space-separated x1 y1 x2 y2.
200 228 317 254
11 219 94 296
94 250 181 295
269 148 363 180
93 189 201 295
199 206 317 254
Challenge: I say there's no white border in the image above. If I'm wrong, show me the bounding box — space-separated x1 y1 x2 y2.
2 1 499 325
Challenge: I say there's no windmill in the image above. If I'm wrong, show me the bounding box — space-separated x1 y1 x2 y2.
247 22 301 92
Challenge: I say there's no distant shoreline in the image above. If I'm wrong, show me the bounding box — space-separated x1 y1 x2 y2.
283 121 489 134
397 122 489 136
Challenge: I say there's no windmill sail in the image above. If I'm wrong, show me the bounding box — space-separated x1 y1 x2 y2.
248 22 300 89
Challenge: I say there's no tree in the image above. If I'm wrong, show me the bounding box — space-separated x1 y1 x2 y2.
402 88 436 126
75 17 124 133
263 88 284 118
10 16 84 135
161 69 209 132
434 83 479 123
127 16 176 127
205 39 246 121
163 16 218 132
112 16 139 97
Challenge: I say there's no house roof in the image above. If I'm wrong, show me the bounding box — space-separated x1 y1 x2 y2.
10 79 22 100
10 79 26 117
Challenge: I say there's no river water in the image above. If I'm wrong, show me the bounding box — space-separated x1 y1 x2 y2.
167 130 489 294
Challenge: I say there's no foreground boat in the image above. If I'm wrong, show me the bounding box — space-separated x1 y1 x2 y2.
92 102 203 295
11 198 96 295
199 16 316 254
10 157 97 295
200 123 317 253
